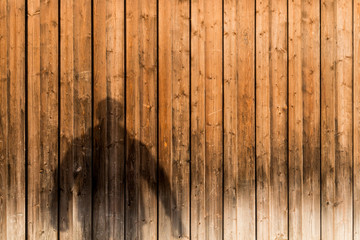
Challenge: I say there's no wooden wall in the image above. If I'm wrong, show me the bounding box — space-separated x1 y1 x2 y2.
0 0 360 239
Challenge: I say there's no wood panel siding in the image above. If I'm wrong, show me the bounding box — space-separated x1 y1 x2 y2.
1 0 359 239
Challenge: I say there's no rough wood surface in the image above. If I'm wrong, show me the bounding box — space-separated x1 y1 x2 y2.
288 0 321 239
93 0 125 239
1 1 360 239
224 0 255 239
125 0 157 239
191 0 223 239
59 0 92 239
27 0 59 238
355 1 360 239
321 0 353 239
256 0 288 239
0 0 26 239
158 0 190 239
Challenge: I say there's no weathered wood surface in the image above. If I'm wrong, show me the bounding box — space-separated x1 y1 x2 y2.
355 1 360 239
59 0 92 239
0 0 26 239
321 0 353 239
1 0 359 239
28 0 58 239
125 0 158 239
191 0 223 239
224 0 255 239
93 0 125 239
158 0 190 239
288 0 321 239
256 0 288 239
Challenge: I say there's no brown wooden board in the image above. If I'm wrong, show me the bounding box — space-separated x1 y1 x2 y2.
27 0 59 238
288 0 321 239
93 0 125 239
191 0 223 239
59 0 92 239
224 0 256 239
0 0 26 239
355 0 360 239
125 0 158 239
158 0 190 239
321 0 353 238
256 0 288 239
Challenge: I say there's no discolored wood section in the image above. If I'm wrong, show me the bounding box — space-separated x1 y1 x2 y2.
288 0 321 239
27 0 59 239
59 0 92 239
93 0 125 239
223 0 255 239
191 0 223 239
125 0 158 239
256 0 288 239
158 0 190 239
321 0 353 239
0 0 26 239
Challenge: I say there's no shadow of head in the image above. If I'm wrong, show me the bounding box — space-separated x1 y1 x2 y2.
55 97 184 238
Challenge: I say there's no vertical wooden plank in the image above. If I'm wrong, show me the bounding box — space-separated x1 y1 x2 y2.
355 0 360 238
256 0 288 239
288 0 321 239
93 0 125 239
321 0 353 239
125 0 157 239
320 0 336 238
27 0 58 238
0 0 26 239
0 0 7 237
223 0 255 239
334 0 353 238
190 0 206 238
191 0 223 239
59 0 92 238
158 0 190 239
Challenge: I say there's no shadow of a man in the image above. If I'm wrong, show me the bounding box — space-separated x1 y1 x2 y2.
58 97 183 238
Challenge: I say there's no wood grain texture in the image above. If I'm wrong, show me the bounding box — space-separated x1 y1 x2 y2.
191 0 223 239
256 0 288 239
158 0 190 239
0 0 26 239
288 0 321 239
93 0 125 239
0 1 6 237
224 0 255 239
321 0 353 239
2 1 360 239
59 0 92 238
355 0 360 239
125 0 157 239
27 0 58 238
